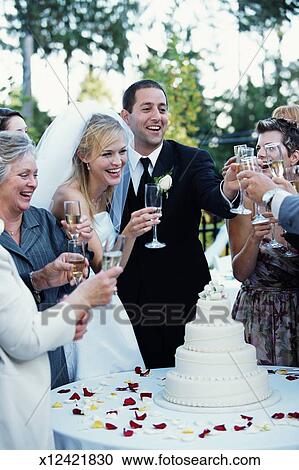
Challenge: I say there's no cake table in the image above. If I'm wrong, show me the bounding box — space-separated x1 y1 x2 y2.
51 367 299 450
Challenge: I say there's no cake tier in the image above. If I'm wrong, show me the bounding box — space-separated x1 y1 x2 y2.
185 319 244 352
164 367 270 407
175 344 257 377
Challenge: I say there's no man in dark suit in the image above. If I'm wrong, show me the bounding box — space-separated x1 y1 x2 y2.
118 79 238 368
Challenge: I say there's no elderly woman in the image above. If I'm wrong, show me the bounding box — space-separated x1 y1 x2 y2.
0 215 121 449
0 131 92 388
0 107 27 133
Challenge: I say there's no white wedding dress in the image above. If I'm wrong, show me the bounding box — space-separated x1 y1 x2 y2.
65 212 145 381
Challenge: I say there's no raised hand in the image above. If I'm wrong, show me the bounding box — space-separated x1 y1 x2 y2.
122 207 161 239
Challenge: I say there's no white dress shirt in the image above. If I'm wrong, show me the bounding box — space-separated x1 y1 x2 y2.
129 143 163 195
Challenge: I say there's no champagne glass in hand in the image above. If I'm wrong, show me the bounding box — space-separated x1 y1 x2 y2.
64 200 81 240
230 144 251 215
102 235 126 271
265 142 285 177
285 165 299 193
144 183 166 249
67 240 85 286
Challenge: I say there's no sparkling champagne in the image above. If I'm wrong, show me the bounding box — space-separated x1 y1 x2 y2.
102 250 122 270
291 180 299 192
71 259 85 284
65 214 81 234
270 160 284 178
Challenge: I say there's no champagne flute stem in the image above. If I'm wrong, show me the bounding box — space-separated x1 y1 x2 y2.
152 224 158 243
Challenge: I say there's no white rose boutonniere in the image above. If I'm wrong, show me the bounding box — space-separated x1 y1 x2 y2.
154 169 173 198
0 218 4 235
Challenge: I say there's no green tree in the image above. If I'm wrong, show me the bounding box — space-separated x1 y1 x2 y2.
4 0 139 116
78 69 114 106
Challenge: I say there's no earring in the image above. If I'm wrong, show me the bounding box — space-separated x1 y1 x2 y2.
87 162 90 170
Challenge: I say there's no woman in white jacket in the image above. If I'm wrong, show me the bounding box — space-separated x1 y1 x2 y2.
0 216 122 449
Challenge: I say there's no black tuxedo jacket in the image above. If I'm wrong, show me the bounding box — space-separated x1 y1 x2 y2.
118 140 234 368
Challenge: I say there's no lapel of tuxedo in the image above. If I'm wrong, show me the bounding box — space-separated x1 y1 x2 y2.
152 141 176 178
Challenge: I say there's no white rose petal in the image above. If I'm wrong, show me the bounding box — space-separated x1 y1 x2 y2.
159 174 172 191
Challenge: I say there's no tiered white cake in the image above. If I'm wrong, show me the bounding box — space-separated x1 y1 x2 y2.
164 281 271 407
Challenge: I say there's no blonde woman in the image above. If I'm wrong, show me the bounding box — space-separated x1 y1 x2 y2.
33 102 159 380
272 104 299 124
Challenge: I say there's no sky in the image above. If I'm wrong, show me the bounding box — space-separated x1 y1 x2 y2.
0 0 298 117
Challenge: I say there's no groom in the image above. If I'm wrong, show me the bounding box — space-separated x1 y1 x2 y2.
118 79 238 368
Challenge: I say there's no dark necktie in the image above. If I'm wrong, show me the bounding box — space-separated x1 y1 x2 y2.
137 157 152 206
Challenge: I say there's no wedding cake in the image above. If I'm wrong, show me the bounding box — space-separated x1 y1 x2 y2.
164 281 271 407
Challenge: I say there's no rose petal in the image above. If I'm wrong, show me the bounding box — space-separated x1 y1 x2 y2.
214 424 227 431
135 366 142 375
129 407 139 411
72 408 84 415
135 411 147 421
123 397 136 406
130 420 142 429
52 401 63 408
286 375 298 381
140 392 153 401
140 369 151 377
288 412 299 419
106 410 118 415
241 414 253 421
128 382 139 390
91 420 104 429
83 387 95 397
234 425 246 431
247 422 253 428
123 428 134 437
271 412 285 419
153 423 167 429
69 392 81 400
198 429 211 439
105 423 118 430
116 387 129 391
57 388 71 394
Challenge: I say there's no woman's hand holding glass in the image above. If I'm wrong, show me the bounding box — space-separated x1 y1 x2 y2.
61 215 94 243
122 207 161 239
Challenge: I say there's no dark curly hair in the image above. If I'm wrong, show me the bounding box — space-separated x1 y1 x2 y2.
256 117 299 156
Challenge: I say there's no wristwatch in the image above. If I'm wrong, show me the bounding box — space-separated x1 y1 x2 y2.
29 271 42 304
262 188 281 211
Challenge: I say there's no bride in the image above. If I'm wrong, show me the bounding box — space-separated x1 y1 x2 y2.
32 101 160 380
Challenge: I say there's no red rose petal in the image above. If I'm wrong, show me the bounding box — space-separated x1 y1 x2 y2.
123 397 136 406
140 392 153 401
140 369 151 377
105 423 118 430
57 388 71 394
135 366 142 375
129 407 139 411
288 412 299 419
83 387 95 397
72 408 84 415
199 429 211 439
271 412 285 419
241 414 253 421
247 422 253 428
234 425 246 431
214 424 227 431
128 382 139 390
135 411 147 421
116 387 129 391
123 428 134 437
129 420 142 429
106 410 118 415
153 422 167 429
286 375 298 381
69 392 80 400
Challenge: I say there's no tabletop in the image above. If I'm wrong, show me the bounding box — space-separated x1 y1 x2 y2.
51 367 299 450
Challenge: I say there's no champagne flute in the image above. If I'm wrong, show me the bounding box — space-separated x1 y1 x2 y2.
265 142 285 177
102 235 126 271
144 183 166 249
285 165 299 193
64 200 81 240
230 144 252 215
240 153 270 225
67 240 85 286
264 143 285 248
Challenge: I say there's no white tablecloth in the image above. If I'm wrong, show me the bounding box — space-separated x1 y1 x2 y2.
51 367 299 450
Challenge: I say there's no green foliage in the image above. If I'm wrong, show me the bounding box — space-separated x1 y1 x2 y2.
6 0 140 71
1 88 51 142
140 28 204 147
77 69 114 105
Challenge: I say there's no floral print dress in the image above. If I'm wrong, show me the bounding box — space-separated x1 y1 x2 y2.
232 241 299 366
